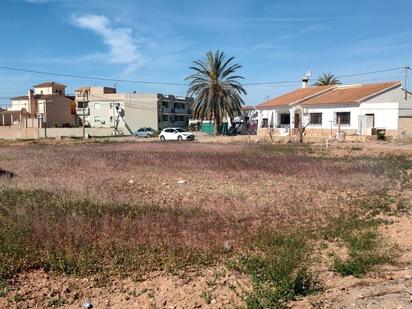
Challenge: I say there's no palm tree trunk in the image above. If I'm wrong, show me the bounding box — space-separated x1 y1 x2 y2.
214 115 221 135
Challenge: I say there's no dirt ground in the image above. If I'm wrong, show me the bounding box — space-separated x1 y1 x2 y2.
0 139 411 309
2 209 412 309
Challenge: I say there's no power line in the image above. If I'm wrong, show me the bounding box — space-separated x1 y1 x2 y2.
336 66 405 79
0 64 408 88
0 66 188 86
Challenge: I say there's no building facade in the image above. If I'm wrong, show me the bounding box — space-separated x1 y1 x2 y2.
74 87 193 133
6 82 75 127
256 81 412 138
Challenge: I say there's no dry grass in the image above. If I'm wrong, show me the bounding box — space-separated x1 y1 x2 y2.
0 141 409 307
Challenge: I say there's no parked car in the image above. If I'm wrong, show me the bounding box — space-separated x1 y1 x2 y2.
134 127 155 138
159 128 195 141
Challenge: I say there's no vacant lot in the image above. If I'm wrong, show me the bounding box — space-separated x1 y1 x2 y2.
0 141 410 308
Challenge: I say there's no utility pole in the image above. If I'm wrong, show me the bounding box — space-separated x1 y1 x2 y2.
112 100 115 135
43 100 47 138
404 65 410 100
82 87 89 140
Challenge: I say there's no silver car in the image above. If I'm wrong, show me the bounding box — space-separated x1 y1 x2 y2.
134 127 155 138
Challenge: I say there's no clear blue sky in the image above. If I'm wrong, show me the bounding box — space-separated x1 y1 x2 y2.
0 0 411 107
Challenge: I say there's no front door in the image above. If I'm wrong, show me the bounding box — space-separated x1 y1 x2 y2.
365 114 374 135
294 113 300 128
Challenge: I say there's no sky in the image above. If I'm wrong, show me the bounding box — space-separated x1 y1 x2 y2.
0 0 411 107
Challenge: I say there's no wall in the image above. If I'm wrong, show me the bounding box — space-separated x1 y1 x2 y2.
124 93 158 132
358 102 398 129
9 99 29 111
0 126 38 139
38 127 116 138
399 116 412 137
77 93 159 132
305 104 360 131
43 96 76 127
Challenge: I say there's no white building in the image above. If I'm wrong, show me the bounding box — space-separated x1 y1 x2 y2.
256 81 412 138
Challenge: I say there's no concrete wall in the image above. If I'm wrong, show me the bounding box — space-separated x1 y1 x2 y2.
0 126 38 140
38 127 115 138
399 116 412 137
124 93 158 132
41 96 76 127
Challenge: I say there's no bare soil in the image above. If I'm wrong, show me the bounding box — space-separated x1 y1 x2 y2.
0 140 410 308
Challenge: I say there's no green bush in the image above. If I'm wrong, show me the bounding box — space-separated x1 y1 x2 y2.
333 229 395 278
236 231 318 308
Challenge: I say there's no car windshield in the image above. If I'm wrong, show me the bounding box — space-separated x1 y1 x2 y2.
175 129 187 132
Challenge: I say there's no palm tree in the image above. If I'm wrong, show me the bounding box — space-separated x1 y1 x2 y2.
186 50 246 135
313 73 341 86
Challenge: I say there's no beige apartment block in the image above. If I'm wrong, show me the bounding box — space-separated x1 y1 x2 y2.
74 87 193 134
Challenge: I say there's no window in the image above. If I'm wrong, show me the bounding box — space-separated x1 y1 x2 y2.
179 116 185 121
309 113 322 125
110 116 113 123
162 115 168 122
94 116 101 123
335 112 350 125
174 103 184 109
280 113 290 125
94 103 101 109
170 115 175 122
262 118 268 128
77 102 88 108
162 102 169 109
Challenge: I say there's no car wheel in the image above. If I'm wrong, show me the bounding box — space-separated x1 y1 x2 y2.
160 136 165 141
177 135 183 141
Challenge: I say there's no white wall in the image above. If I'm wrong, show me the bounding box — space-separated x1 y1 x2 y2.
9 100 29 111
258 107 291 128
359 102 398 129
34 86 65 95
305 104 360 130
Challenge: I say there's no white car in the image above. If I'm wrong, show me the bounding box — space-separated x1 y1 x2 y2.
159 128 195 141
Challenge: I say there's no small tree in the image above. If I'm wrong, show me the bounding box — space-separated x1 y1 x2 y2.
295 111 311 143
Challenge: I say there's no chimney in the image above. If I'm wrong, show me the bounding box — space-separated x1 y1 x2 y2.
301 70 312 88
27 89 36 117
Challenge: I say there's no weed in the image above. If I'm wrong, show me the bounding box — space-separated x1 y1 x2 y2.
333 229 396 277
47 297 66 307
201 290 213 304
236 231 318 308
0 279 9 298
14 293 24 303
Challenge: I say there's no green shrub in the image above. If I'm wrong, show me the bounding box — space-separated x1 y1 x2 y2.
333 229 395 278
236 231 318 308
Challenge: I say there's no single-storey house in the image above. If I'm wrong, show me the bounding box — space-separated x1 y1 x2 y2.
256 81 412 138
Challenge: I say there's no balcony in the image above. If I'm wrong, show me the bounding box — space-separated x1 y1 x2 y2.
76 108 90 116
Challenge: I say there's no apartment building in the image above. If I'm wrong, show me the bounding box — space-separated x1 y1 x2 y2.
74 87 193 133
6 82 75 127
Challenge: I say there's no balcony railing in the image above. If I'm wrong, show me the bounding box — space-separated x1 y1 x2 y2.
76 108 90 116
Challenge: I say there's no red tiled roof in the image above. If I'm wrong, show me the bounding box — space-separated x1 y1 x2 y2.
10 95 29 100
33 82 66 88
302 81 401 106
256 85 335 108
